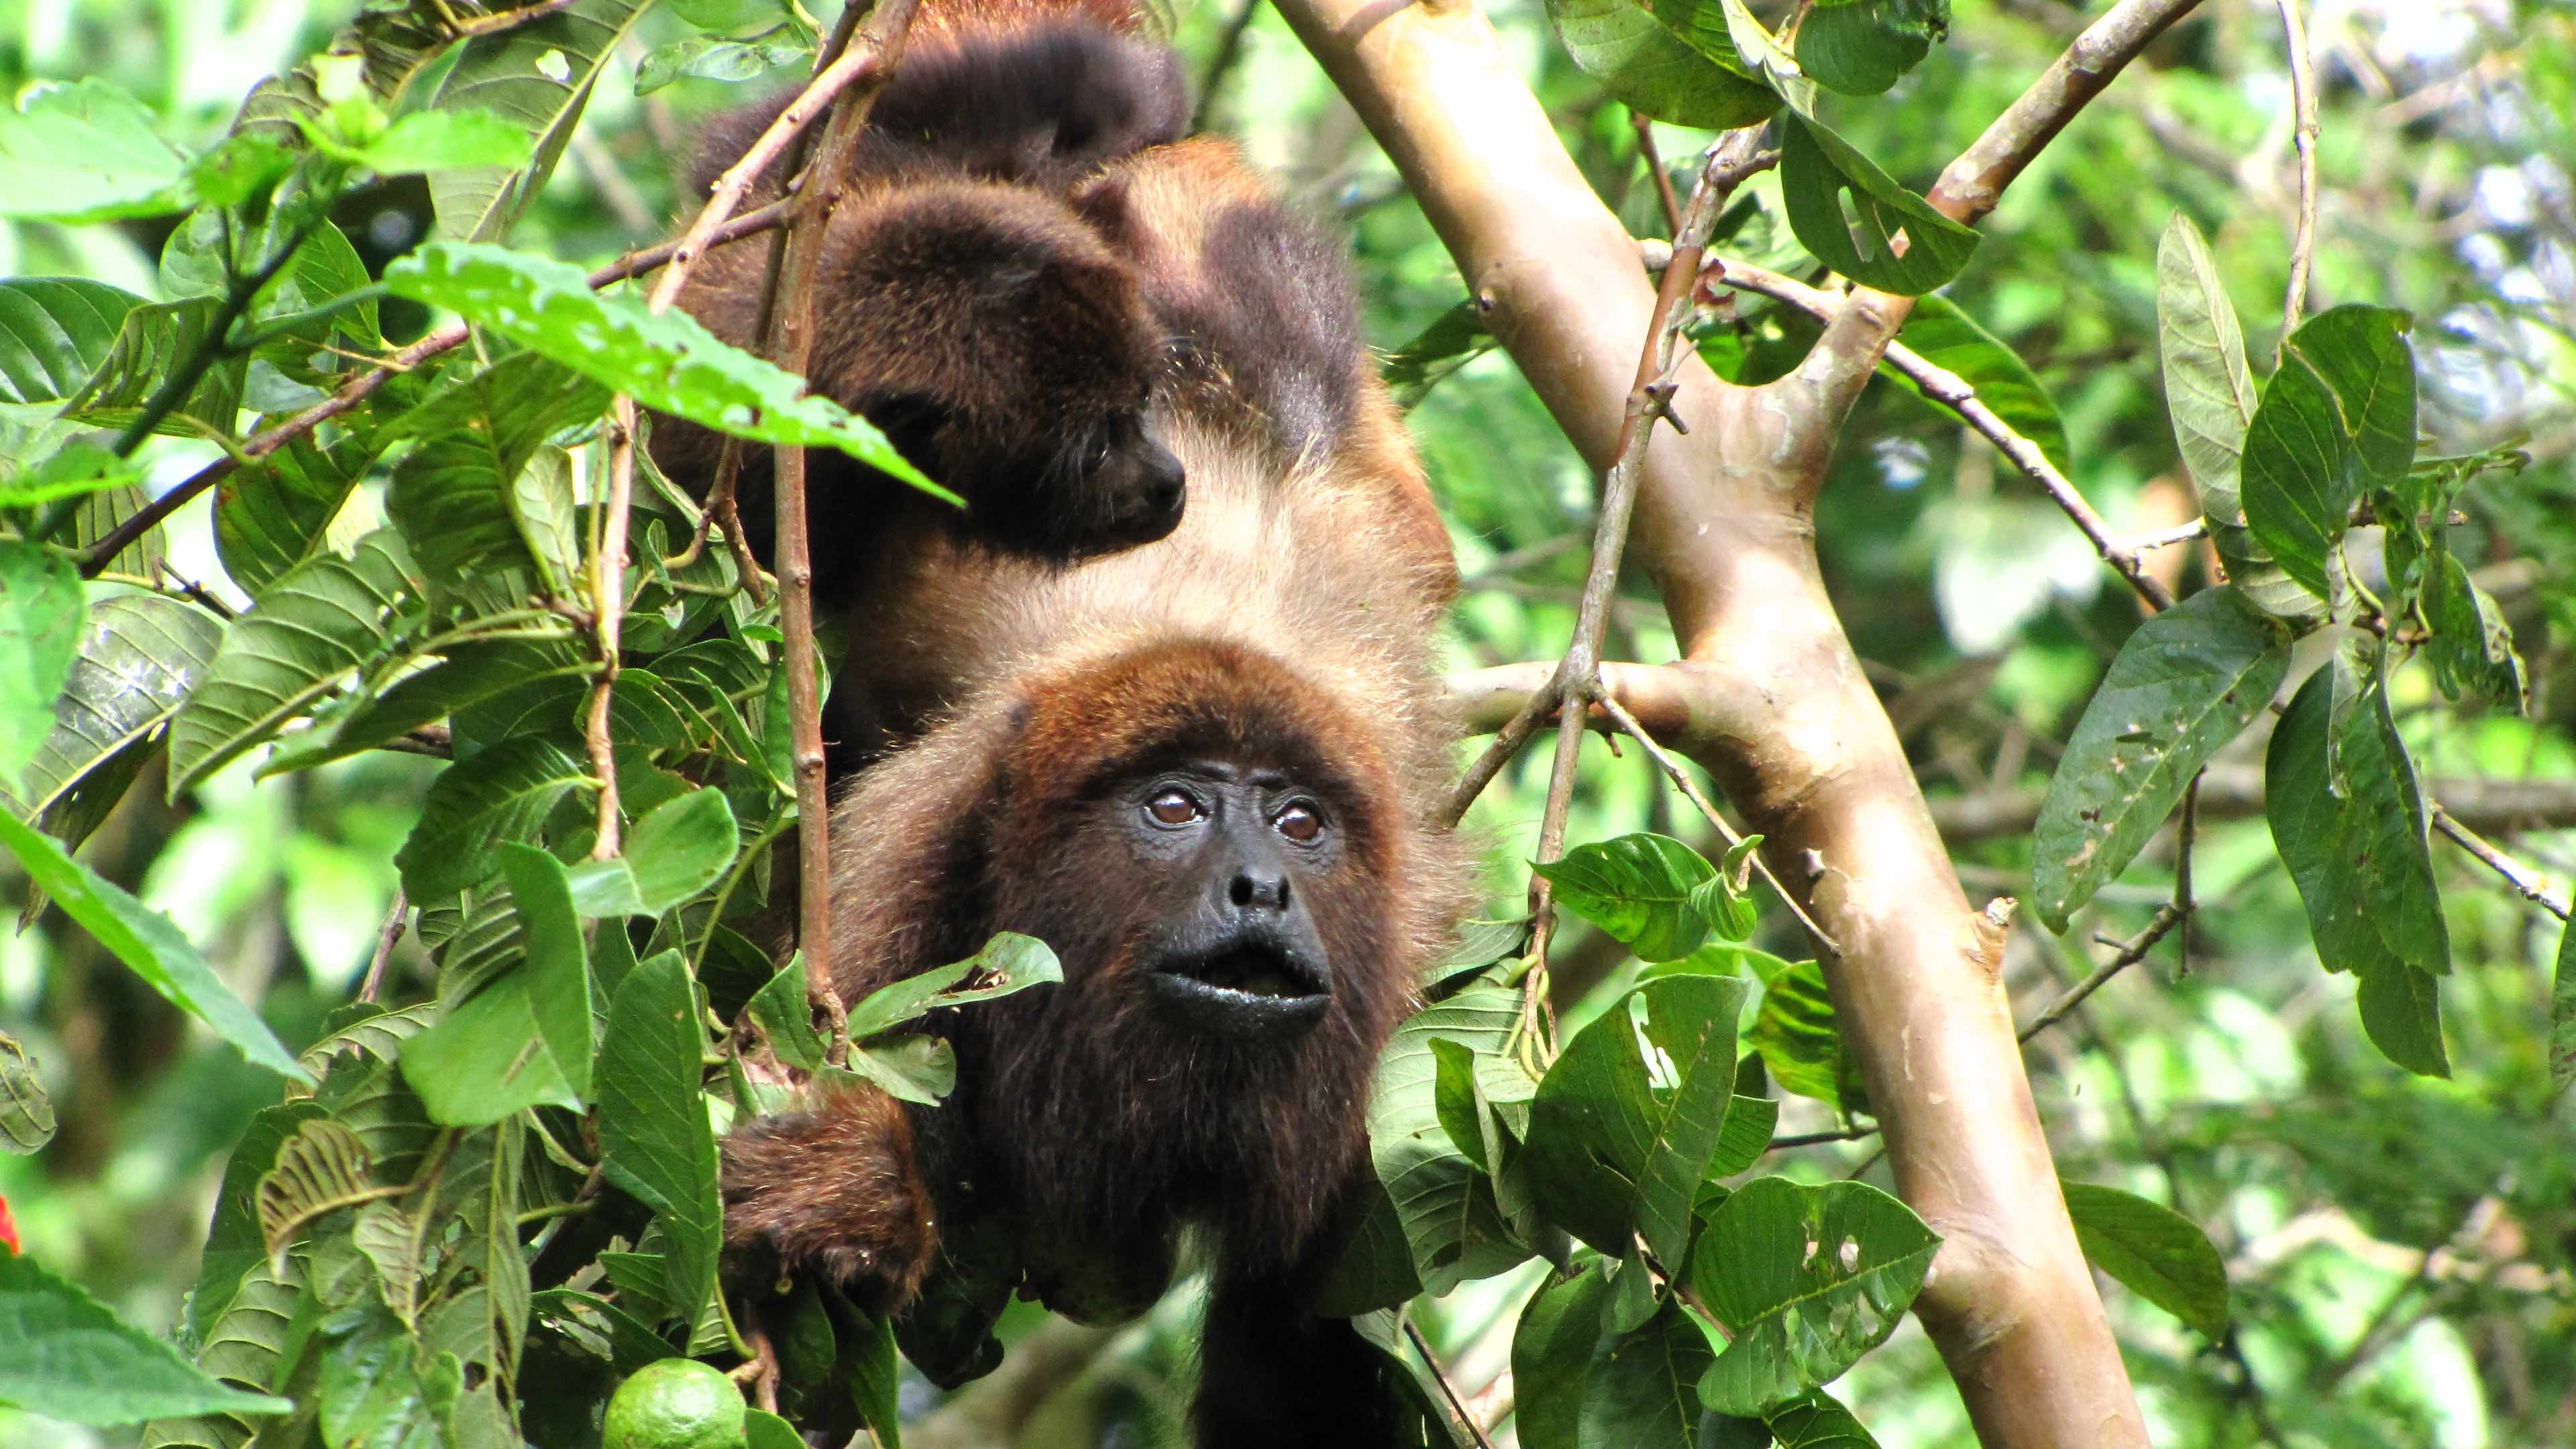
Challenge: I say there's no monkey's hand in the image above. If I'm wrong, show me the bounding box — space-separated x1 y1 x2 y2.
720 1086 938 1311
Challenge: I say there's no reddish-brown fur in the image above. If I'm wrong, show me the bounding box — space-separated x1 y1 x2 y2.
686 1 1469 1440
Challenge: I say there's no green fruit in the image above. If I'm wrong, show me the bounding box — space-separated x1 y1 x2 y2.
602 1358 748 1449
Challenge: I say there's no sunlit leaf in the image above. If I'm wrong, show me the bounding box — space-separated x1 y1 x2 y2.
2062 1181 2229 1339
0 1250 290 1425
1534 832 1743 962
1544 0 1776 130
2031 586 2292 931
2239 305 2415 602
564 787 740 917
0 79 192 223
1692 1177 1938 1414
0 278 144 405
1778 116 1978 295
0 540 84 796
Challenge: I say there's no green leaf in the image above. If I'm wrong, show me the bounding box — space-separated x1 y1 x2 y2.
841 932 1065 1039
2155 215 2259 525
1762 1390 1882 1448
1796 1 1935 95
1369 985 1528 1295
382 241 936 490
2264 649 2449 1075
1888 294 2069 476
746 957 828 1071
418 0 655 241
1535 832 1741 962
839 1034 957 1106
1778 116 1979 295
1748 958 1841 1107
0 807 310 1081
842 1305 903 1449
597 951 722 1326
2421 551 2526 711
61 296 245 437
0 1030 54 1153
1511 1261 1611 1449
2061 1181 2229 1339
504 843 593 1098
394 735 593 898
166 530 421 794
0 541 85 796
1580 1305 1717 1447
635 30 814 93
1526 975 1751 1262
1423 914 1530 990
308 107 535 174
1692 1177 1938 1414
2551 918 2575 1093
2240 305 2416 602
158 210 383 358
565 788 740 917
2031 586 2292 930
1544 0 1778 130
214 433 380 596
0 278 145 405
0 1250 291 1425
0 79 191 223
1650 0 1815 114
385 351 607 594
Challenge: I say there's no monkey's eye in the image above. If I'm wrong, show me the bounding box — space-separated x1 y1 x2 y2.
1273 802 1324 844
1145 789 1204 826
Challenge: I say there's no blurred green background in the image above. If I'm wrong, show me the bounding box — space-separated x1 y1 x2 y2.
3 1 2573 1444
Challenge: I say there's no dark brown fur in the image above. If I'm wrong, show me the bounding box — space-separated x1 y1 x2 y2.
719 1087 936 1307
689 4 1469 1442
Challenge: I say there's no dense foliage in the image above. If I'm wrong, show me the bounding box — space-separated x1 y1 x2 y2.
1 0 2571 1446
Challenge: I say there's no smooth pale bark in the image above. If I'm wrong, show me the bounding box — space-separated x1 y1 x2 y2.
1275 0 2201 1442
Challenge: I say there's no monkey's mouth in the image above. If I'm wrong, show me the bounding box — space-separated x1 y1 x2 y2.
1146 942 1330 1038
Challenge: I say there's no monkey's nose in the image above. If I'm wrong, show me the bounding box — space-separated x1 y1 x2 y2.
1139 443 1184 523
1226 869 1291 912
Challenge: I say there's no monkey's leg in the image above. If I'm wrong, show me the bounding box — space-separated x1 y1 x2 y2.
719 1085 938 1311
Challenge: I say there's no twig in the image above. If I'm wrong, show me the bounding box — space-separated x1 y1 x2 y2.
762 0 927 1062
1589 686 1841 955
76 200 800 580
645 46 890 314
2017 905 2187 1043
358 887 408 1004
1712 252 2176 611
1631 109 1682 237
2273 0 2320 339
2431 805 2571 921
1402 1318 1499 1449
586 397 639 860
2174 771 2200 975
2123 518 2209 553
1193 0 1263 133
1446 677 1560 825
1767 1124 1880 1150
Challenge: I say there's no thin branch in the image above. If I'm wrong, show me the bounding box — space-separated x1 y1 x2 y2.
2017 905 2187 1043
1631 109 1683 237
1589 686 1841 955
2432 805 2572 922
2123 518 2209 553
358 887 408 1005
2173 771 2200 976
762 0 927 1061
77 199 800 580
1403 1318 1499 1449
1768 1124 1881 1150
586 396 639 860
1446 676 1559 825
645 46 890 314
2273 0 2320 337
1713 252 2175 611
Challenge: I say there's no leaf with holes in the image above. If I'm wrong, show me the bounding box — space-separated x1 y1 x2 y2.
841 932 1065 1039
2063 1181 2229 1339
1797 0 1941 95
2031 585 2292 931
167 530 421 794
1525 974 1750 1263
2422 550 2526 711
1536 833 1741 963
1778 116 1978 295
1692 1177 1938 1414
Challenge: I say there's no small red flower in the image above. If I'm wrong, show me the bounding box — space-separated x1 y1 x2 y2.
0 1193 17 1253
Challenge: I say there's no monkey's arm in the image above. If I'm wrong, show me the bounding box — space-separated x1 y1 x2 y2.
720 1085 938 1309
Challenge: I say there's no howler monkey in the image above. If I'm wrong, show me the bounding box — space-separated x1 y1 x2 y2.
651 2 1469 1442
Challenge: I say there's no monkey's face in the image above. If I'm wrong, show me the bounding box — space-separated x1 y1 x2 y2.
1113 763 1341 1040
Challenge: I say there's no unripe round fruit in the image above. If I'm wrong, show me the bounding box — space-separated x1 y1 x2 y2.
601 1358 747 1449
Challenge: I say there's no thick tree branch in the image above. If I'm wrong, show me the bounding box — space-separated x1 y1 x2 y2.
1275 1 2205 1441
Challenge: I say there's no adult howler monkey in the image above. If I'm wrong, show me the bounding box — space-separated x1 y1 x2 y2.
651 1 1469 1442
